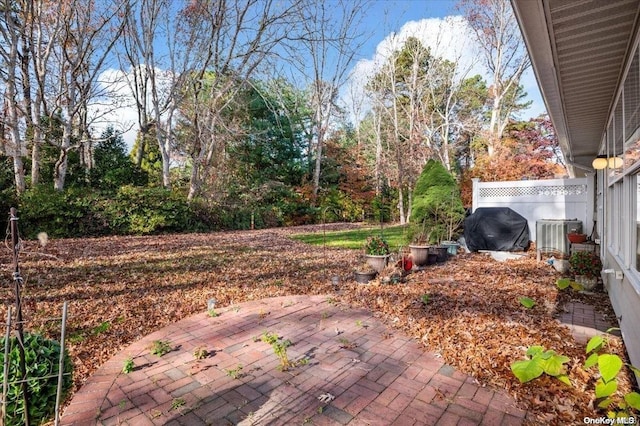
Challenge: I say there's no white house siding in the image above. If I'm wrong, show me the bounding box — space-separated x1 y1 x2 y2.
603 267 640 369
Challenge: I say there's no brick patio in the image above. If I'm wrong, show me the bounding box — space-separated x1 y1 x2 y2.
556 301 617 344
59 295 606 425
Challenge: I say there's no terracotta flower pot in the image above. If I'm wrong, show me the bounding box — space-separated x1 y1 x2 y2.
567 233 587 243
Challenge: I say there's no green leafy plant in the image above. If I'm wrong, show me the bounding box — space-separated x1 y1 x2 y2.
92 321 111 335
150 340 172 357
584 333 640 416
208 309 219 317
0 332 73 426
511 334 640 418
519 297 535 308
421 294 430 305
122 356 135 374
225 364 243 379
569 251 602 278
338 337 356 349
261 332 292 371
298 357 310 366
193 347 208 360
171 398 186 410
363 235 390 255
556 277 584 291
510 346 571 385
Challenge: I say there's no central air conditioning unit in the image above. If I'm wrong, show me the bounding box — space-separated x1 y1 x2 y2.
536 219 582 259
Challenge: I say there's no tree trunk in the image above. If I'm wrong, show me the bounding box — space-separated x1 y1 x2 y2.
54 121 72 191
31 139 41 186
487 93 502 157
312 126 324 199
397 185 406 225
3 6 26 194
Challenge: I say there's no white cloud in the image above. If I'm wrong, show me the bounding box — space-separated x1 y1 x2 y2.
89 66 174 151
89 68 139 150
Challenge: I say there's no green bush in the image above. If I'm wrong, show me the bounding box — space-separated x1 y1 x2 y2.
319 188 364 223
409 160 465 244
18 185 207 238
102 186 205 235
18 186 104 238
0 332 73 426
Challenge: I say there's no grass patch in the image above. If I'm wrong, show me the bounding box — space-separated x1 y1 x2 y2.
292 225 409 251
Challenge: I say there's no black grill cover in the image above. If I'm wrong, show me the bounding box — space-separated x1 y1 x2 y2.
464 207 530 252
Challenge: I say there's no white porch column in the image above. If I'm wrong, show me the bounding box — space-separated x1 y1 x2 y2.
471 178 480 213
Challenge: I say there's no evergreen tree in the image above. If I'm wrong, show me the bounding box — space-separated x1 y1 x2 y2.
91 127 147 190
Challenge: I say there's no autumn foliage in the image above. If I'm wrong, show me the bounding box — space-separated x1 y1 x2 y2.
460 117 567 206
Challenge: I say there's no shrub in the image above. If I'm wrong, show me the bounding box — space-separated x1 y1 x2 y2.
18 186 105 238
319 188 365 223
409 160 464 244
99 186 205 235
0 333 73 426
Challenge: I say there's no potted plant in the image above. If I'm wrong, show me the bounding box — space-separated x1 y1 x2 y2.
407 224 437 267
354 261 377 284
364 235 390 272
569 251 602 290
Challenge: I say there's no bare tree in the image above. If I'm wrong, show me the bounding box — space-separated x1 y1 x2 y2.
46 0 126 190
119 0 160 169
24 0 65 186
179 0 303 200
119 0 301 196
0 0 28 193
287 0 370 201
458 0 531 156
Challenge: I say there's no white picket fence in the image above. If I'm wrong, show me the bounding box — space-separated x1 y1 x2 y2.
471 177 593 241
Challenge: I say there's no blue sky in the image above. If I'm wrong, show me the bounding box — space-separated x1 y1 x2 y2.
99 0 546 147
361 0 456 48
351 0 547 120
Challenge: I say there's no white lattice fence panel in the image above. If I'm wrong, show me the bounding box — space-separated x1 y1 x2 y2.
478 184 587 198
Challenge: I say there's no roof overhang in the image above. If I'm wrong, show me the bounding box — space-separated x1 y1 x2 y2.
511 0 640 176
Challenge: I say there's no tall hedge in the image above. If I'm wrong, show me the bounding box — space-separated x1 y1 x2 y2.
17 185 207 238
410 159 465 244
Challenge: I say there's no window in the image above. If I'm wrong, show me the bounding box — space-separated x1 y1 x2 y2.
624 50 640 171
634 175 640 270
625 49 640 147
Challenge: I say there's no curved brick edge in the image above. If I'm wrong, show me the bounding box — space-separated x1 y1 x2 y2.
60 295 529 425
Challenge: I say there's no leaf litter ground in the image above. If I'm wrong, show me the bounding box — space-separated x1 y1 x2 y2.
0 224 636 424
